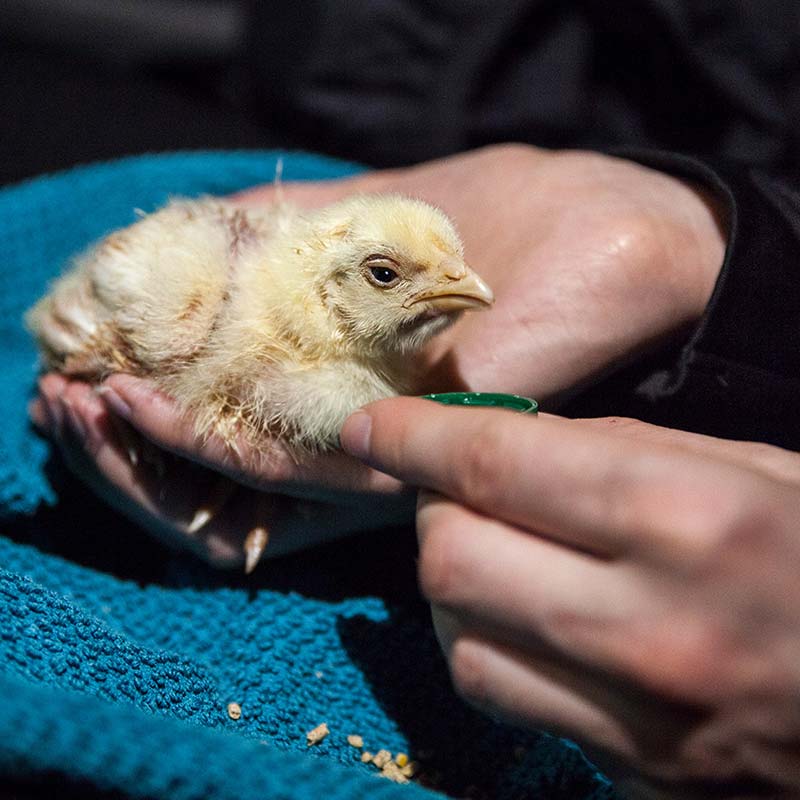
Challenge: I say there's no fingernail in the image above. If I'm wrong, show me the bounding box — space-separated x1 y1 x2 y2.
62 398 87 440
97 385 132 420
340 411 372 460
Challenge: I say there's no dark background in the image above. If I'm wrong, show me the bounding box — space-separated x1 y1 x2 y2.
2 0 799 186
1 1 270 185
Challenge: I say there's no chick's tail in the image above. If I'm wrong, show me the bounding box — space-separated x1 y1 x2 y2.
25 266 132 379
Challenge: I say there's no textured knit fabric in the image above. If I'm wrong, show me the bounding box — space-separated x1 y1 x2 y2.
0 151 615 799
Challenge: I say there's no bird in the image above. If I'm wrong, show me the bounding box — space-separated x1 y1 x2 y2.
26 192 494 570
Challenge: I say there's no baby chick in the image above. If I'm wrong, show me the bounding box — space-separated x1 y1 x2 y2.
26 193 494 569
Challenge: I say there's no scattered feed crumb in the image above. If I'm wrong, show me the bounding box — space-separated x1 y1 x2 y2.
379 762 409 784
226 702 242 720
306 722 330 746
314 670 324 679
357 744 419 784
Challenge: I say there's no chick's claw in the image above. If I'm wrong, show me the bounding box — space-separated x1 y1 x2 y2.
243 493 276 573
187 476 237 534
244 525 269 574
187 508 213 535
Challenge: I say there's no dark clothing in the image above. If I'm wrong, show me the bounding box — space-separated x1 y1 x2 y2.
248 0 800 177
3 0 799 447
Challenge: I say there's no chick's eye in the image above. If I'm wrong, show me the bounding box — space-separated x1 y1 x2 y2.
370 266 398 284
365 258 401 288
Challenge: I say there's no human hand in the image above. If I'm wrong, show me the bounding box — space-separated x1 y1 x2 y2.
341 398 800 798
29 373 411 568
31 143 726 565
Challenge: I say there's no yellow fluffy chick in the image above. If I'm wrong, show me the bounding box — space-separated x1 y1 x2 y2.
27 194 493 451
27 195 493 452
26 194 493 569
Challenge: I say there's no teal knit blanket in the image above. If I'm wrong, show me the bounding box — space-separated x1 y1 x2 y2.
0 151 615 799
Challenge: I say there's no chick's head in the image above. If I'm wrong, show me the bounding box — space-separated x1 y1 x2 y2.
310 195 494 354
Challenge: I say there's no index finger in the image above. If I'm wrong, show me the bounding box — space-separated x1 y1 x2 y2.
340 397 771 559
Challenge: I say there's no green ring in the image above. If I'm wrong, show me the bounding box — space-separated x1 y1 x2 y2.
420 392 538 414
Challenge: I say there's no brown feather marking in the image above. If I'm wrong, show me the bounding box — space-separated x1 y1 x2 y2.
57 322 142 379
178 292 205 321
227 209 258 261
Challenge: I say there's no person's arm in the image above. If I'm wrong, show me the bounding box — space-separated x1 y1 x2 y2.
564 152 800 451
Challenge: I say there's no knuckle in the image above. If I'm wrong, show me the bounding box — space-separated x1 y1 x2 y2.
610 611 717 697
639 482 778 573
728 493 779 539
700 488 780 563
591 460 640 546
448 637 490 707
623 608 785 706
454 421 508 509
654 629 713 692
418 516 469 604
540 604 613 657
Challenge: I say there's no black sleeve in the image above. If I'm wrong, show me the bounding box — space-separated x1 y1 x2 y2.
560 152 800 452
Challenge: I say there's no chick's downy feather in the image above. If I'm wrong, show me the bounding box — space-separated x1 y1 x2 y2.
27 194 493 454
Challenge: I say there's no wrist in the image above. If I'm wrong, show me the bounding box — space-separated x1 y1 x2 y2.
668 177 729 320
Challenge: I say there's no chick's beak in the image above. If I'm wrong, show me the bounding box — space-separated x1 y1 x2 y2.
403 262 494 312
